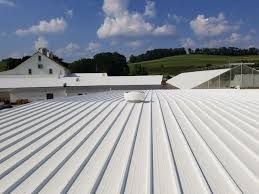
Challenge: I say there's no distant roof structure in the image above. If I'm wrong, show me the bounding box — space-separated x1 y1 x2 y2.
167 69 230 89
229 63 255 66
0 90 258 193
0 75 163 89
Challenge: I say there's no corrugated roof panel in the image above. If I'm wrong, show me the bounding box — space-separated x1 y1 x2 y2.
0 90 259 193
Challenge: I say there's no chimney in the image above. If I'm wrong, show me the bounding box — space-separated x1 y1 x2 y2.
38 48 49 56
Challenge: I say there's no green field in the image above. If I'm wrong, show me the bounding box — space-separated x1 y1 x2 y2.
129 54 259 75
0 61 7 72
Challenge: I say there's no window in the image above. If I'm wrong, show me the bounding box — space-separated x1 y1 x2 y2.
38 56 41 61
49 69 53 74
28 69 32 75
46 93 54 100
38 64 43 69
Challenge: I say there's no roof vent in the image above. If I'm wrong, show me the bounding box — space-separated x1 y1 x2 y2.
124 91 145 103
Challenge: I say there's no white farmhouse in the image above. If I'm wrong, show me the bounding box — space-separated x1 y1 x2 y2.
0 48 70 77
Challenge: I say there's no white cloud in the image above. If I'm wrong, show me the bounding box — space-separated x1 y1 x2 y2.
250 29 256 34
34 36 49 50
0 0 15 6
144 1 156 18
98 12 153 38
153 25 176 36
204 33 252 47
55 42 101 60
169 14 188 23
227 33 241 44
65 9 73 18
226 33 251 44
102 0 128 17
56 43 80 57
16 17 67 36
87 42 101 52
98 0 176 38
180 38 196 48
126 40 143 48
190 13 239 37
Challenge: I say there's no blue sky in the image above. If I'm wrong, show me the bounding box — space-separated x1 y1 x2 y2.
0 0 259 61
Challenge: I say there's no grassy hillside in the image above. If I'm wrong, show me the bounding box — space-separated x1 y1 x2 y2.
129 54 259 75
0 61 7 72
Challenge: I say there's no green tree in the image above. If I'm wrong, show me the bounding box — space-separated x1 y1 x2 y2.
69 58 95 73
131 64 148 75
93 52 129 76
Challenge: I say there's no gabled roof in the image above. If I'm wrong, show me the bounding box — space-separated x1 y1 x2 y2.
35 51 69 71
167 68 231 89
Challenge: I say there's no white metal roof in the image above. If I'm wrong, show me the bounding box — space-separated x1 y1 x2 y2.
167 69 230 89
0 75 162 89
0 89 258 193
74 73 108 77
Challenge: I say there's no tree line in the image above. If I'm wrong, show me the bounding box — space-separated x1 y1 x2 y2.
129 48 187 63
1 56 31 70
129 47 259 63
190 47 259 56
69 52 129 76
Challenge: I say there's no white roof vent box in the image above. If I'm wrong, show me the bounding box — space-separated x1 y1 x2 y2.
124 91 145 103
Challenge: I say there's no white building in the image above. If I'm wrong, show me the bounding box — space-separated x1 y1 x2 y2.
0 48 70 77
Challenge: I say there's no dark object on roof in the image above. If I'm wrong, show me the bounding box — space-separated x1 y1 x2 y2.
0 104 13 110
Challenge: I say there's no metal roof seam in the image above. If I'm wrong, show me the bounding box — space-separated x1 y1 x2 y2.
90 103 136 194
155 91 184 193
0 102 86 153
174 97 243 193
0 101 78 140
35 100 126 193
120 91 150 194
161 92 213 193
2 99 122 193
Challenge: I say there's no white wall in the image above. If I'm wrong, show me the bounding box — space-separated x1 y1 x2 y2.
0 53 68 76
9 88 67 103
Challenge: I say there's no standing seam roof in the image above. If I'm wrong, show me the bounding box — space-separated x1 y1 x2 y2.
0 90 258 193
